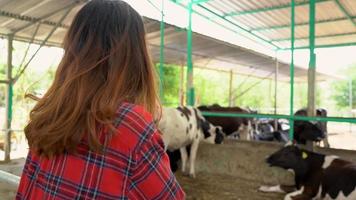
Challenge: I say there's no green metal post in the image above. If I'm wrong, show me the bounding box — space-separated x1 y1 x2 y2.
186 1 195 106
289 0 296 140
4 35 13 162
159 0 165 102
308 0 316 117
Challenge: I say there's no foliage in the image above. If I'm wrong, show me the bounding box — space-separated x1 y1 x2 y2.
0 64 5 107
156 64 183 107
158 65 324 114
332 65 356 109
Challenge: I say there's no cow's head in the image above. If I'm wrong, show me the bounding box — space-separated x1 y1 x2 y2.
266 143 308 177
294 121 325 142
201 120 224 144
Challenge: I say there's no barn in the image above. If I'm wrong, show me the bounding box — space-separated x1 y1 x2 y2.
1 0 356 199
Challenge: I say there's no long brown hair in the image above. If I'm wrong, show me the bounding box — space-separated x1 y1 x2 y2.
25 0 160 157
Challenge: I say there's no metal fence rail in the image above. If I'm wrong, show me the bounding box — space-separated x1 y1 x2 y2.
0 170 20 186
202 112 356 124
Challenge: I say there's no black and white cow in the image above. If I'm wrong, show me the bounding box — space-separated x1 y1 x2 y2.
252 119 325 145
259 143 356 199
158 106 224 178
295 108 329 147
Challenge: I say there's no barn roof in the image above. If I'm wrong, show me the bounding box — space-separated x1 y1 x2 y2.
0 0 348 81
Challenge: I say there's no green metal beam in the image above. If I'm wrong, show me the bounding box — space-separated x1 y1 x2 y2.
173 0 210 4
281 42 356 50
271 32 356 42
252 16 355 32
159 0 165 102
170 0 281 49
195 4 281 49
186 1 195 105
335 0 356 26
192 0 210 4
224 0 330 17
201 112 356 124
147 0 161 12
289 0 296 140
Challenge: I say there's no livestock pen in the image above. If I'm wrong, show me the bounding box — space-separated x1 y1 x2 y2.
1 0 356 199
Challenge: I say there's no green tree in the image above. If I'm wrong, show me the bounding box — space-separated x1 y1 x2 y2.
156 64 182 107
0 64 6 107
332 65 356 109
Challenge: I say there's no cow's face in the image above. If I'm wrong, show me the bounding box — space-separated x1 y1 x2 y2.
294 121 325 142
266 145 306 170
201 120 224 144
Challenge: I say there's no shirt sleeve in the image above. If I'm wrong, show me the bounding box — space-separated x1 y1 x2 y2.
127 113 185 200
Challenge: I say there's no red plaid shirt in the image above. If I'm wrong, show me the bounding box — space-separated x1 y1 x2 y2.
16 103 185 200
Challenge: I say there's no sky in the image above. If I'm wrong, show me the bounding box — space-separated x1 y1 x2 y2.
0 0 355 78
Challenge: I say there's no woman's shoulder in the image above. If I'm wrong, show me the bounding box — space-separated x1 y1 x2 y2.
116 102 154 124
110 102 156 151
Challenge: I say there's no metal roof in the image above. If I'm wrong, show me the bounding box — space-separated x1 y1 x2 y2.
0 0 344 81
183 0 356 50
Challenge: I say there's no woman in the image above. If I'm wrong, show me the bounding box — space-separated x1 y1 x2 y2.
16 0 185 199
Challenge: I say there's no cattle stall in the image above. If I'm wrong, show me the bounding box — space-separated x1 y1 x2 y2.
176 140 356 199
155 0 356 199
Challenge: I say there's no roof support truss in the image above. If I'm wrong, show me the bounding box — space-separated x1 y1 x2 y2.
251 16 356 31
334 0 356 26
0 10 68 32
224 0 330 17
195 4 280 49
271 31 356 42
0 0 52 27
281 42 356 50
12 2 78 33
172 0 210 4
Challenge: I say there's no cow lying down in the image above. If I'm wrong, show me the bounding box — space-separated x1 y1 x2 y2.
158 106 224 178
259 142 356 199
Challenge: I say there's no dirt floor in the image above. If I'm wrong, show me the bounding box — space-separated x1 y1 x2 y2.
317 123 356 150
175 172 284 200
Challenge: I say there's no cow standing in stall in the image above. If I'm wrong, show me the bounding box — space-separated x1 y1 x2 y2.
259 143 356 199
158 106 224 178
295 108 330 148
198 104 253 140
